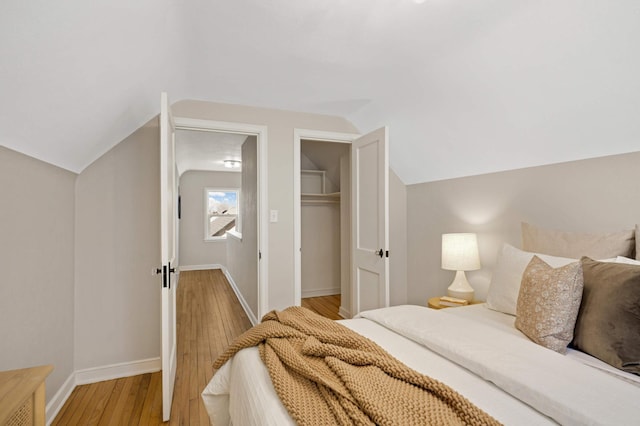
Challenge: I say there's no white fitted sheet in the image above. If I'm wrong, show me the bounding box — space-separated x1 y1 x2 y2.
202 305 640 425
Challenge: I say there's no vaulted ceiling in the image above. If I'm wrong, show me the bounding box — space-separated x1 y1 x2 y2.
2 0 639 184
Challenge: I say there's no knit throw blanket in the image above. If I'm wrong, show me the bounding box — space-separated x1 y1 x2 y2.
213 307 501 426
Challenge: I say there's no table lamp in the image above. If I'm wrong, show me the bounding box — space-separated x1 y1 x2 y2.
441 233 481 301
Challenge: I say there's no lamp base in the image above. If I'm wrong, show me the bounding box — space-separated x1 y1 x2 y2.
447 270 474 302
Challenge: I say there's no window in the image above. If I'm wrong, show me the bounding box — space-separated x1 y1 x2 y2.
204 188 239 241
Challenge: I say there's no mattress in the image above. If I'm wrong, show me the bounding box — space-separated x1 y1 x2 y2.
202 304 640 425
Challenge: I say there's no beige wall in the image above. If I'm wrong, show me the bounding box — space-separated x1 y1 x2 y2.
389 169 408 306
178 170 241 268
0 146 76 404
172 100 359 311
406 151 640 305
0 99 408 409
301 203 341 297
226 137 258 320
74 119 161 370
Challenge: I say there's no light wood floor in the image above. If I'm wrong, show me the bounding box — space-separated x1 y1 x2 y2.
302 294 341 320
52 269 252 425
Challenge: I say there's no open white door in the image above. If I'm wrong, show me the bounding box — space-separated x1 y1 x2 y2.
159 92 177 421
351 127 389 316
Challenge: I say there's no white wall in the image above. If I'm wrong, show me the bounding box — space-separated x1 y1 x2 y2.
226 137 258 318
172 100 359 311
178 170 240 268
74 119 161 370
0 146 76 404
406 150 640 305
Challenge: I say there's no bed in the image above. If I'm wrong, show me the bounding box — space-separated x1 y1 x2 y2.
202 224 640 425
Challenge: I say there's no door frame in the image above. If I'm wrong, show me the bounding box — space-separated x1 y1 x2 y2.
175 117 269 321
293 129 360 316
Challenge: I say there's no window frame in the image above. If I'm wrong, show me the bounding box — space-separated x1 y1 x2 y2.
204 187 240 242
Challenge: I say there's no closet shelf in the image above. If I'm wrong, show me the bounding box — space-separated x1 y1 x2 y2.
301 192 340 204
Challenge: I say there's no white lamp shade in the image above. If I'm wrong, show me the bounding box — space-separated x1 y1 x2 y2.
441 233 481 271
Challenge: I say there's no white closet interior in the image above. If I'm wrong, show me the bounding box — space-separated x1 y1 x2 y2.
300 140 350 305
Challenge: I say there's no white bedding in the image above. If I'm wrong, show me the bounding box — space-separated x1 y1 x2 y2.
202 304 640 425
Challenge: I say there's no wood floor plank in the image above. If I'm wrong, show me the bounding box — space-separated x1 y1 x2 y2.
84 378 118 425
138 372 161 426
52 269 254 425
96 378 126 426
302 294 342 320
122 374 144 424
63 386 92 425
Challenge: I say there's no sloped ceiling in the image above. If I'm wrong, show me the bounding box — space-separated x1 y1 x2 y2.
301 140 350 192
1 0 639 184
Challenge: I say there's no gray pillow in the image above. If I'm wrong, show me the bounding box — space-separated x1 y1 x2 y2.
572 257 640 375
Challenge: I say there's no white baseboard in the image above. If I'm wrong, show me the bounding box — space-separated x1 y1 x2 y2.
45 357 161 425
179 263 223 271
75 357 161 385
339 306 351 319
221 267 259 325
46 372 76 425
301 288 340 298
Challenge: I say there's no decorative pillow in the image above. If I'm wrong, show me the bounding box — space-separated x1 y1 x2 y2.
521 222 635 259
515 256 583 354
486 244 575 316
572 257 640 375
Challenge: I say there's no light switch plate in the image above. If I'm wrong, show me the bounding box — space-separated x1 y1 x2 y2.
270 210 278 223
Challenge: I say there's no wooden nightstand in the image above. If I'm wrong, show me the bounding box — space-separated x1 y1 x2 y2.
0 365 53 426
428 297 482 310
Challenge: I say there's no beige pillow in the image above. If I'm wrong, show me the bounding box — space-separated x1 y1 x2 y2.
521 222 635 259
572 257 640 375
515 256 583 354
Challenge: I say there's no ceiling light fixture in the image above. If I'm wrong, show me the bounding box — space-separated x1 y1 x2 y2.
223 160 241 169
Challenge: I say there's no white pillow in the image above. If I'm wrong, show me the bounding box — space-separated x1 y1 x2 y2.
486 243 576 316
615 256 640 266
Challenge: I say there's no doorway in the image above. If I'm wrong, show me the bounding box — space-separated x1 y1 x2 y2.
293 129 359 319
299 139 350 318
174 129 246 271
174 117 268 324
294 127 390 320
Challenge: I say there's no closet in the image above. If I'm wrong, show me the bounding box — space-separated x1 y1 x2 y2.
300 140 350 314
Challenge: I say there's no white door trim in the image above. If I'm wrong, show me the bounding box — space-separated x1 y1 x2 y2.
293 129 360 307
175 116 269 319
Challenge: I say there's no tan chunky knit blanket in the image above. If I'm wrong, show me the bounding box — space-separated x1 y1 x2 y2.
213 306 501 426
